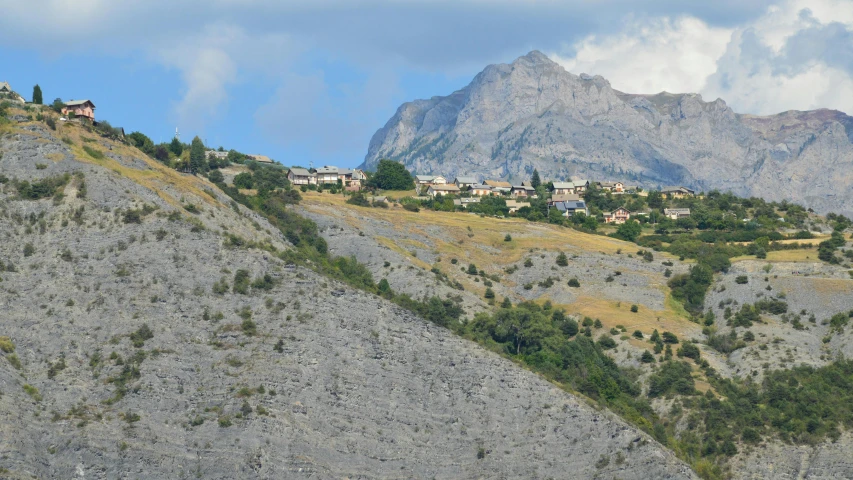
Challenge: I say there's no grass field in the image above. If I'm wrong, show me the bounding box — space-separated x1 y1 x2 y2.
731 248 818 263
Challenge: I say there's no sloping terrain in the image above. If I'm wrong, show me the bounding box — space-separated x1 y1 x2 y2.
297 192 853 479
0 112 695 477
363 51 853 216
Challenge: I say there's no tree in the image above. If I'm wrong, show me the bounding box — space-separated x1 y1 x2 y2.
367 159 414 190
614 220 643 242
640 350 656 363
127 132 155 155
233 172 254 189
169 137 183 156
207 170 224 184
556 252 568 266
647 190 663 209
531 169 541 189
51 98 65 113
189 136 207 174
32 85 43 105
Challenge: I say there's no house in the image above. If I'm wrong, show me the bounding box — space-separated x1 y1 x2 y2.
287 167 317 185
510 185 536 198
61 99 96 121
470 184 493 196
454 176 479 188
554 200 589 217
453 197 481 208
661 186 695 199
551 180 589 195
315 166 341 184
603 207 632 224
206 150 229 160
505 200 530 214
427 184 461 197
599 181 624 193
664 208 691 220
415 175 447 193
346 169 367 188
247 154 273 164
548 193 581 205
0 81 23 103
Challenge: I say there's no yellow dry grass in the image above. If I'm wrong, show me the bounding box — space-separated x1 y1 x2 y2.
560 295 700 340
731 249 817 263
9 113 223 212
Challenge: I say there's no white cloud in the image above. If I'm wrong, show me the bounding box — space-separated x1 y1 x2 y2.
553 16 732 94
552 0 853 115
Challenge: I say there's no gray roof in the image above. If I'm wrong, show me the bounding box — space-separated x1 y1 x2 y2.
665 208 691 214
289 168 314 177
65 99 95 108
416 175 436 182
0 82 10 92
316 166 338 174
551 182 575 189
661 186 694 193
555 201 587 212
454 176 478 184
338 168 353 175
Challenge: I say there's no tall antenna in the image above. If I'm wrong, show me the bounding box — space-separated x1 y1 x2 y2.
309 160 314 170
174 127 180 141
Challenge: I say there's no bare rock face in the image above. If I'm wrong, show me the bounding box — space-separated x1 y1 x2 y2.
0 122 696 477
363 51 853 215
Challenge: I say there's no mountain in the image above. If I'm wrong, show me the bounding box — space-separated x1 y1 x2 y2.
362 51 853 215
0 102 695 477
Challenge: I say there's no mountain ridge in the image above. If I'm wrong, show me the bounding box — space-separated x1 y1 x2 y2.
362 51 853 215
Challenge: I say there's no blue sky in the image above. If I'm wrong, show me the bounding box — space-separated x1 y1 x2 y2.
2 0 852 168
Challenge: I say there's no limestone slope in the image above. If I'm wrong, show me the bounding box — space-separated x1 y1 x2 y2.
0 115 694 477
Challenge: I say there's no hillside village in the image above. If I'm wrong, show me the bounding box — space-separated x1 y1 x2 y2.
3 84 853 480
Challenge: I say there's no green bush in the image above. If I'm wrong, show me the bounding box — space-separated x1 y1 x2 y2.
568 278 580 288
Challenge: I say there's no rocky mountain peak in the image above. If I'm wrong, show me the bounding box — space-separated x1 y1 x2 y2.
362 52 853 215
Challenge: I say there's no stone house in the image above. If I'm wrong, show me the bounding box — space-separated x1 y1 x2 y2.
470 184 493 196
553 200 589 217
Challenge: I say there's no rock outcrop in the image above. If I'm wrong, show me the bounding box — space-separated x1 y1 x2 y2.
362 51 853 215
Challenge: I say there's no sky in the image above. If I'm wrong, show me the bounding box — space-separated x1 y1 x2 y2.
1 0 852 168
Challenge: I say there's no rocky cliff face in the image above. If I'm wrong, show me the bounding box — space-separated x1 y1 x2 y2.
0 111 695 477
363 51 853 215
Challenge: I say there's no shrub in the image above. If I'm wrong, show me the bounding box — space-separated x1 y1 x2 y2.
484 287 495 299
82 145 104 160
129 324 154 348
556 252 568 266
233 269 251 294
568 278 580 288
735 275 748 284
640 350 656 363
0 336 15 353
504 234 512 242
630 304 639 313
597 335 617 349
662 332 679 344
23 243 35 257
648 361 695 397
403 203 419 212
632 330 644 339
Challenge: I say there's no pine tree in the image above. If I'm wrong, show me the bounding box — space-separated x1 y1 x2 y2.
189 136 206 174
169 137 183 156
531 169 541 189
32 85 43 105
